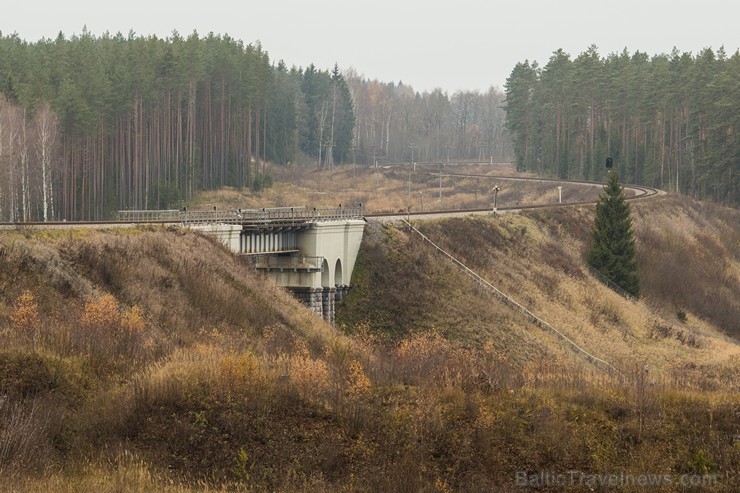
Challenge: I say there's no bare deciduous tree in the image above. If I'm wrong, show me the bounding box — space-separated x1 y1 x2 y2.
33 102 59 221
0 98 61 222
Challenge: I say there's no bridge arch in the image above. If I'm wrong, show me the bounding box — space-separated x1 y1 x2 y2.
334 258 343 286
321 258 330 287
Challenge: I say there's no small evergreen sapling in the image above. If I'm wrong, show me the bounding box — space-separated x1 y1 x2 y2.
588 171 640 297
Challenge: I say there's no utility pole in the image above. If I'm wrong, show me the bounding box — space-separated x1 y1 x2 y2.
438 165 443 200
373 145 380 189
408 143 417 201
352 146 359 182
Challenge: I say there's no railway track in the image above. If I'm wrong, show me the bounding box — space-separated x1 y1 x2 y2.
364 173 662 222
0 175 663 228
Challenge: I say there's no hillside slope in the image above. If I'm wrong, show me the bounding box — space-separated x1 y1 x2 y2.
0 195 738 492
339 195 739 388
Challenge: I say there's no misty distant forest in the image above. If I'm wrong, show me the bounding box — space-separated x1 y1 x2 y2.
0 32 737 221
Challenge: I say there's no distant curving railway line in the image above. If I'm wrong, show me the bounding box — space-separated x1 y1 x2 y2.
0 173 662 228
364 172 662 222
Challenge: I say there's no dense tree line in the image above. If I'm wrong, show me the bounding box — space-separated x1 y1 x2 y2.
0 30 354 220
505 46 739 206
0 29 516 221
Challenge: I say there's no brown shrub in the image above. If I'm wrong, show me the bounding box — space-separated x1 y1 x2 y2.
635 199 740 337
262 324 302 357
81 293 120 334
9 290 41 347
395 331 453 387
289 353 331 403
537 241 584 279
0 399 53 474
472 340 524 392
49 293 155 372
10 291 40 332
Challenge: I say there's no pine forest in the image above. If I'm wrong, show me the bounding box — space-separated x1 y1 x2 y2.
0 30 513 221
504 45 738 206
1 34 737 221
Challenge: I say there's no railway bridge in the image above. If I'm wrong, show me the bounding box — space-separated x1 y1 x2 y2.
117 206 365 323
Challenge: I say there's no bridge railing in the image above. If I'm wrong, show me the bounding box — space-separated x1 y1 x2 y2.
307 206 363 222
115 209 183 222
252 254 324 272
116 205 363 225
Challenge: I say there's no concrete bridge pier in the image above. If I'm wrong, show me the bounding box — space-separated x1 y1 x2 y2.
189 207 364 325
275 219 364 324
290 287 325 317
335 285 350 302
322 287 336 324
288 286 341 323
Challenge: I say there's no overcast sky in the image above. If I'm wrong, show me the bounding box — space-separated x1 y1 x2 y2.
3 1 738 94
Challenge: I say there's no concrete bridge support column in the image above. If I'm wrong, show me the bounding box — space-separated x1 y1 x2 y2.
289 287 324 319
288 287 338 324
322 287 336 324
335 284 350 302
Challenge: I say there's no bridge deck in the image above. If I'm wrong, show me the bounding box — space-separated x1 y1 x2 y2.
116 206 362 227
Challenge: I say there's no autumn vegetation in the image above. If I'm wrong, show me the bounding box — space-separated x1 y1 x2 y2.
0 165 737 491
0 30 737 491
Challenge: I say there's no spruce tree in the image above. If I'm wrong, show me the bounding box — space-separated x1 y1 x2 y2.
588 170 640 297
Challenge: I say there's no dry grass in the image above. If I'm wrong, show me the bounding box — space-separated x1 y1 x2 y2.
0 399 53 474
340 198 739 391
187 163 606 214
0 191 738 491
632 196 740 336
6 449 251 492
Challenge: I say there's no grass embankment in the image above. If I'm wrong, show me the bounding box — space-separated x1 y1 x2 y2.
0 194 738 492
340 195 738 384
187 163 608 214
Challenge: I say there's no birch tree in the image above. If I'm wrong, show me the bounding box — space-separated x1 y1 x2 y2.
0 99 6 220
19 106 30 221
33 102 58 221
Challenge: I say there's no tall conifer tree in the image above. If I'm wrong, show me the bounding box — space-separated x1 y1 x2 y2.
588 170 640 297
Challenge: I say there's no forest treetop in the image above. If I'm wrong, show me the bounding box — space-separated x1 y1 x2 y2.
0 30 513 221
1 33 735 222
504 44 738 206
